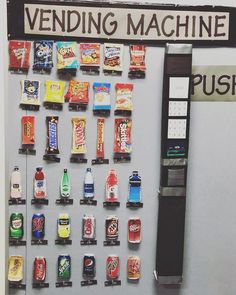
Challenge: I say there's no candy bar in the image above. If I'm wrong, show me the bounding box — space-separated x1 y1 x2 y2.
45 116 59 155
71 117 87 154
114 118 132 161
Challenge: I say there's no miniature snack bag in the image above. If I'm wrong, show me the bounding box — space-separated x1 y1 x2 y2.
80 43 100 73
127 256 141 280
71 117 87 154
115 83 133 116
65 81 90 106
57 41 78 75
21 116 35 146
114 118 132 154
8 256 24 282
44 81 65 104
20 80 40 106
33 40 53 72
45 116 59 154
9 40 31 72
93 82 111 115
129 45 146 78
103 43 123 74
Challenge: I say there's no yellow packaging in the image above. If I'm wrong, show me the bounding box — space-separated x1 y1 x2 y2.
58 213 70 239
44 80 65 104
71 117 87 154
8 256 24 282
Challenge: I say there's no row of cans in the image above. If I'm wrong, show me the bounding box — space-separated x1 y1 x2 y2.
10 213 141 243
8 255 141 282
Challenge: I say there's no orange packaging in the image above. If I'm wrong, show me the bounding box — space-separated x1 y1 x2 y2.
22 116 35 145
96 118 105 158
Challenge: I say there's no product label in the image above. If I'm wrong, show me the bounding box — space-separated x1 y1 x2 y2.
49 122 57 149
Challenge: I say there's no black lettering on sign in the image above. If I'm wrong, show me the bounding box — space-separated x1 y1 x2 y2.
127 14 144 35
192 74 203 95
199 16 212 37
82 12 86 34
161 15 174 37
214 15 226 37
39 9 51 31
25 7 39 30
102 13 117 36
67 10 81 33
145 14 161 36
88 12 101 34
232 75 236 95
176 15 189 37
192 16 196 37
52 10 65 32
203 74 215 96
216 75 230 95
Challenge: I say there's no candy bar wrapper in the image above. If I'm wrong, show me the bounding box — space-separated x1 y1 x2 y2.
65 81 90 105
33 40 53 71
46 116 59 154
96 118 105 158
103 43 123 72
8 256 24 282
93 82 111 111
56 41 78 70
21 116 35 145
20 80 40 106
44 81 65 104
71 118 87 154
80 43 100 67
114 118 132 154
9 40 31 72
129 45 146 72
115 83 133 112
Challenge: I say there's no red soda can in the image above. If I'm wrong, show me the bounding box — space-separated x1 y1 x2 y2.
106 216 118 240
128 218 141 243
106 255 120 280
82 214 95 240
33 257 46 281
127 256 141 280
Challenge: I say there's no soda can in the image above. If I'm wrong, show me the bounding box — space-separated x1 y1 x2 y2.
127 256 141 280
128 218 141 243
106 216 118 240
83 255 96 278
58 213 70 239
33 257 46 282
106 255 120 280
82 214 95 240
58 255 71 280
8 255 24 282
9 213 24 239
32 213 45 239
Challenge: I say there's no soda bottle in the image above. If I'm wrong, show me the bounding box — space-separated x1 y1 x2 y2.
106 169 118 202
34 167 46 199
10 166 22 199
128 171 141 203
9 213 24 239
60 169 70 198
84 168 94 199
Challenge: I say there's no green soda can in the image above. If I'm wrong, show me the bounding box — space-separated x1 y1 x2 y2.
58 255 71 280
9 213 23 239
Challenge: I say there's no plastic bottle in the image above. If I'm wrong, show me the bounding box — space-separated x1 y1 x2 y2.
84 168 94 199
34 167 46 199
106 169 118 202
10 166 22 199
60 169 70 198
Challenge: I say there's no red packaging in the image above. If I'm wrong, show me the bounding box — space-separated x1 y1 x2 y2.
129 45 146 72
65 81 89 104
128 218 141 243
127 256 141 280
114 118 132 154
106 256 120 280
82 215 95 240
96 119 105 158
21 116 35 145
33 257 46 281
106 170 118 202
9 40 31 71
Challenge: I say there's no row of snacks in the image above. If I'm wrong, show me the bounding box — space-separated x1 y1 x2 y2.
9 40 146 78
19 116 132 163
8 255 141 288
10 213 141 245
20 79 134 115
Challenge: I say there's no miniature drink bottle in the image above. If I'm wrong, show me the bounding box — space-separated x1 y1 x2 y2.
34 167 46 199
60 169 70 198
128 171 141 203
106 169 118 202
84 168 94 199
10 166 22 199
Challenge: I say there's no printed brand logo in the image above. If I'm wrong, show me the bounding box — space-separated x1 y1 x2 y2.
12 219 22 229
59 259 70 275
13 48 27 59
32 217 44 232
58 47 75 59
120 123 127 150
107 258 118 275
24 121 32 138
107 220 118 235
85 258 93 267
36 260 45 280
105 47 120 59
95 86 109 93
49 122 57 149
129 224 140 232
75 121 85 147
84 218 92 235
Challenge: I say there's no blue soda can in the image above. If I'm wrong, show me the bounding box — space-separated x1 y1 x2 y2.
83 255 96 278
32 213 45 239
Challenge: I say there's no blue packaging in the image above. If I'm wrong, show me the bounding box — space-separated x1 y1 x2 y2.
33 41 53 71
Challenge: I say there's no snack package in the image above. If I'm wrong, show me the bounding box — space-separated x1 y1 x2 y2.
20 80 40 106
9 40 31 72
65 81 90 105
93 82 111 115
129 45 146 78
103 43 123 74
71 117 87 154
56 41 78 71
33 40 53 72
45 116 59 154
44 81 65 104
114 118 132 154
21 116 35 145
8 256 24 282
115 83 133 115
80 43 100 73
96 118 105 159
